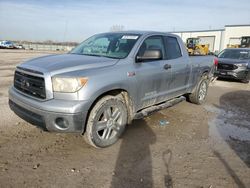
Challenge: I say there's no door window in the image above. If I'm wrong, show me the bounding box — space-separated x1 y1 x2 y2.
138 36 165 59
164 37 182 60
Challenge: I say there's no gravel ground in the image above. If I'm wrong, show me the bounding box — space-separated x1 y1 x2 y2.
0 49 249 188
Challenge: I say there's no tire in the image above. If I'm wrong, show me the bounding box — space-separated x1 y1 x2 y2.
187 74 209 105
84 95 128 148
241 79 249 84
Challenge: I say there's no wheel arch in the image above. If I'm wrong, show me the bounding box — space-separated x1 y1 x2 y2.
201 70 209 78
83 88 134 134
187 69 209 96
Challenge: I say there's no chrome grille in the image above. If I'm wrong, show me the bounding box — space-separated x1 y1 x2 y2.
14 71 46 99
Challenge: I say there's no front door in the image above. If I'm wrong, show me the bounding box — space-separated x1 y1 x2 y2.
134 35 171 110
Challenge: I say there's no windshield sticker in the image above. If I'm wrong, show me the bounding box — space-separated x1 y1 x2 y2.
121 35 139 40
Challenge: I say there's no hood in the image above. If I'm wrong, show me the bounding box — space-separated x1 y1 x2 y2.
19 54 119 74
218 58 249 65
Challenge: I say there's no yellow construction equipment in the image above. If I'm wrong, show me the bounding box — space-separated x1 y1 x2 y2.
240 36 250 48
227 36 250 48
186 38 209 55
227 44 240 48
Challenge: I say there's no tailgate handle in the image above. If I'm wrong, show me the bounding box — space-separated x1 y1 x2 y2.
164 64 171 70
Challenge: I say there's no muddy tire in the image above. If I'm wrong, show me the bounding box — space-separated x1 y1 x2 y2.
241 79 249 84
84 95 128 148
187 74 209 105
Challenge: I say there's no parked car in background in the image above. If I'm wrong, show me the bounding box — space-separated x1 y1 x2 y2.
215 48 250 83
16 44 25 49
9 31 216 148
0 41 16 49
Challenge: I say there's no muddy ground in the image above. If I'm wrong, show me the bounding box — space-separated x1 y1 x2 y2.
0 49 249 188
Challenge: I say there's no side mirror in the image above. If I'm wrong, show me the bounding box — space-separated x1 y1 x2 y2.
136 49 162 62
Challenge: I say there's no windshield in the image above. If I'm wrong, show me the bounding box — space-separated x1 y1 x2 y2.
5 41 13 45
70 33 140 59
218 49 250 60
187 38 199 45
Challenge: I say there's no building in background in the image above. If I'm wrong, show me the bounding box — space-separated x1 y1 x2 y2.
172 24 250 53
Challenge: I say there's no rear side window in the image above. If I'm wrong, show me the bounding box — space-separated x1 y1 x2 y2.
164 37 182 59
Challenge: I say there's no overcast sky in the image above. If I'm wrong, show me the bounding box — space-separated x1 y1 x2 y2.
0 0 249 42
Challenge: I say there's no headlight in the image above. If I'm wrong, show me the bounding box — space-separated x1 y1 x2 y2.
52 77 88 93
237 63 248 67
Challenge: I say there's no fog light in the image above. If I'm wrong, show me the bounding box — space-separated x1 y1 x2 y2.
55 117 69 129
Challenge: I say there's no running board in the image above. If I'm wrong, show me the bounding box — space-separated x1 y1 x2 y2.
134 96 186 119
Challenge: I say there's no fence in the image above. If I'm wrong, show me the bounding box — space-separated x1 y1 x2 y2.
22 43 76 51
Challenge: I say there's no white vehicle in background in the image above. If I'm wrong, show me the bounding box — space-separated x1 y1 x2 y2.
0 41 17 49
16 44 25 49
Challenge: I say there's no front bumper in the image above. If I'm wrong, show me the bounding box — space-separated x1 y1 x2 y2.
214 68 249 80
9 86 91 133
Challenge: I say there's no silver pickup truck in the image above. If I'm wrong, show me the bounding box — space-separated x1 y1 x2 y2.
9 31 215 147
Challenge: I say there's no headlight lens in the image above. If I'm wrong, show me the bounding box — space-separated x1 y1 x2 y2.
52 77 88 93
237 63 248 67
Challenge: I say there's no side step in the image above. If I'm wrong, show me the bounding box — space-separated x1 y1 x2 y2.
134 96 186 119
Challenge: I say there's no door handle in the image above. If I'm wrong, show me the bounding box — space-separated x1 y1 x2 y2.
164 64 171 70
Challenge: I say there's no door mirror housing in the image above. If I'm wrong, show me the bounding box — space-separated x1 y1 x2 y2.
136 49 162 62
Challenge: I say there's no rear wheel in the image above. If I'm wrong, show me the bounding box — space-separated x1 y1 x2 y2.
187 74 209 105
84 95 127 148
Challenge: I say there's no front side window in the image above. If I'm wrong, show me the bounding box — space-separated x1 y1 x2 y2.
164 37 182 60
70 33 140 59
137 36 165 59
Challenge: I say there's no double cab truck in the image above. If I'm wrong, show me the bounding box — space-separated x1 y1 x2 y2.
9 31 216 148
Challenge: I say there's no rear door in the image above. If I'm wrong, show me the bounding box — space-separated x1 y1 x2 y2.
163 36 191 98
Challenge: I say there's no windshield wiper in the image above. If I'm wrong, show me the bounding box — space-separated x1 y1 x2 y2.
83 53 120 59
70 53 121 59
83 53 103 57
69 52 83 55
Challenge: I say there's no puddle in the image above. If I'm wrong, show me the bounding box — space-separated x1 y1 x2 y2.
205 105 250 142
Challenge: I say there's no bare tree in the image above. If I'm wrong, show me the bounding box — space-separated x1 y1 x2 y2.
110 25 125 32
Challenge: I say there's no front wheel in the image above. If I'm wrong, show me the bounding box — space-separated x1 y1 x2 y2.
84 95 128 148
241 78 249 84
187 75 209 105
